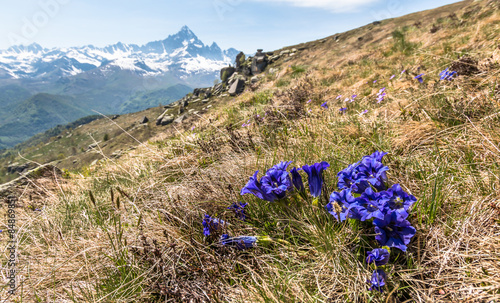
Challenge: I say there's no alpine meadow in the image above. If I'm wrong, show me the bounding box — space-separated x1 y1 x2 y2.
1 0 500 302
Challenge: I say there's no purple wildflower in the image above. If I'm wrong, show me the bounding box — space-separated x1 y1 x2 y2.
439 68 457 81
366 248 390 266
325 188 361 221
321 102 328 109
369 269 387 292
302 162 330 198
414 73 425 83
339 107 347 113
373 211 416 252
220 234 257 250
228 202 248 221
290 167 305 192
390 75 395 80
202 214 226 236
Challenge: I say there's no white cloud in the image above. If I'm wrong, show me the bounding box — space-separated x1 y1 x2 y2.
247 0 379 12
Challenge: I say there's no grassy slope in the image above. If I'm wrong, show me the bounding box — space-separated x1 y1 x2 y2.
3 0 500 302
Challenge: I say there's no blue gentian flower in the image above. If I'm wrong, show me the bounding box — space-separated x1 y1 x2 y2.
439 68 457 81
360 109 368 115
220 234 257 250
366 248 390 266
321 102 328 109
356 155 389 191
241 162 295 201
302 162 330 198
228 202 248 221
339 107 347 113
325 188 361 221
385 184 417 220
336 162 370 194
290 167 305 192
261 161 294 199
390 75 395 80
373 211 416 252
241 171 278 202
355 187 387 221
202 214 226 236
414 73 425 83
369 151 388 162
369 269 387 292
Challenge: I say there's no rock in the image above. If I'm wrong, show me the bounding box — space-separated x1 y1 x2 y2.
202 99 209 104
182 100 189 107
268 55 280 63
206 105 212 109
221 94 228 97
235 52 246 71
88 142 101 150
156 109 169 125
229 78 245 96
268 68 279 74
178 106 185 115
188 109 195 113
111 115 120 120
220 66 236 82
140 116 149 124
280 50 291 56
291 48 297 53
212 83 224 95
289 53 296 57
73 160 78 164
251 76 260 84
110 150 123 159
7 162 35 174
174 114 187 124
251 49 268 75
160 115 175 126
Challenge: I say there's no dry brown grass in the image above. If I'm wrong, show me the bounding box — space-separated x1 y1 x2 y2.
3 1 500 302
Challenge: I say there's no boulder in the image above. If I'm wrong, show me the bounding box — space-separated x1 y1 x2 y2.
174 114 187 124
251 49 268 75
251 76 260 84
160 115 175 126
220 66 236 82
235 52 246 71
140 116 149 124
229 78 245 96
156 109 169 125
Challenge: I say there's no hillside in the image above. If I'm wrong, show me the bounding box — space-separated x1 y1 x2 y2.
1 0 500 302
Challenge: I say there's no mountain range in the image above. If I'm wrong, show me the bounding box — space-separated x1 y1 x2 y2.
0 26 239 81
0 26 240 149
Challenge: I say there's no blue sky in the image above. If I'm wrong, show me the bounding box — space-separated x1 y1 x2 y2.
0 0 462 53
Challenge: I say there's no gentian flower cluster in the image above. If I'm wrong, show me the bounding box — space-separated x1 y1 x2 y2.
439 68 457 81
241 161 330 202
325 151 417 292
